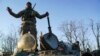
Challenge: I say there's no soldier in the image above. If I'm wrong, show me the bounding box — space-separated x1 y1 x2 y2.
7 2 49 51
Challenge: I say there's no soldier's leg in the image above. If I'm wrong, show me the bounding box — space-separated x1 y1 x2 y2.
21 24 29 35
30 26 38 51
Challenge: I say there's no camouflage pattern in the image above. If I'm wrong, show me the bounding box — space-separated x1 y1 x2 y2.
7 5 48 52
7 7 47 38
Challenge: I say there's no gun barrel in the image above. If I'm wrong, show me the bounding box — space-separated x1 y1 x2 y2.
33 3 36 9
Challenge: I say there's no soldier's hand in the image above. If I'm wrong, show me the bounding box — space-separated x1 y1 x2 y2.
46 12 49 16
7 7 12 12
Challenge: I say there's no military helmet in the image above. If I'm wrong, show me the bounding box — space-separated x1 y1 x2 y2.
26 2 32 6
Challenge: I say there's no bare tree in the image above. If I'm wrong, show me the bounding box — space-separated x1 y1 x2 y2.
0 32 3 38
60 21 79 43
85 39 92 51
60 21 91 51
78 23 88 51
1 32 18 52
90 19 100 50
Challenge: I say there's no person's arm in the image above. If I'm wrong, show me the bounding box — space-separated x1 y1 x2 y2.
34 11 49 19
7 7 24 18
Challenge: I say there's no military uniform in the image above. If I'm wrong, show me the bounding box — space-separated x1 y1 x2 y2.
8 8 47 37
7 7 48 51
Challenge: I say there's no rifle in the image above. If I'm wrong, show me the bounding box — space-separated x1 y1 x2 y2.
33 3 36 9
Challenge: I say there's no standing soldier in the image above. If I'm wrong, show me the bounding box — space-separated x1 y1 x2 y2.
7 2 49 51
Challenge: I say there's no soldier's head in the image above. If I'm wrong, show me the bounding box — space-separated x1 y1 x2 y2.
76 41 79 44
26 2 32 8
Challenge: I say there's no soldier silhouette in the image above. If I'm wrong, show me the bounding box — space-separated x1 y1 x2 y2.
7 2 49 51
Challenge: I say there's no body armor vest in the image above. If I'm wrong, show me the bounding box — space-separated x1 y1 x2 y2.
22 8 36 24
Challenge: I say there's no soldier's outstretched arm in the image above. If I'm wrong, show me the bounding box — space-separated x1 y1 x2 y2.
35 11 49 19
7 7 23 18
